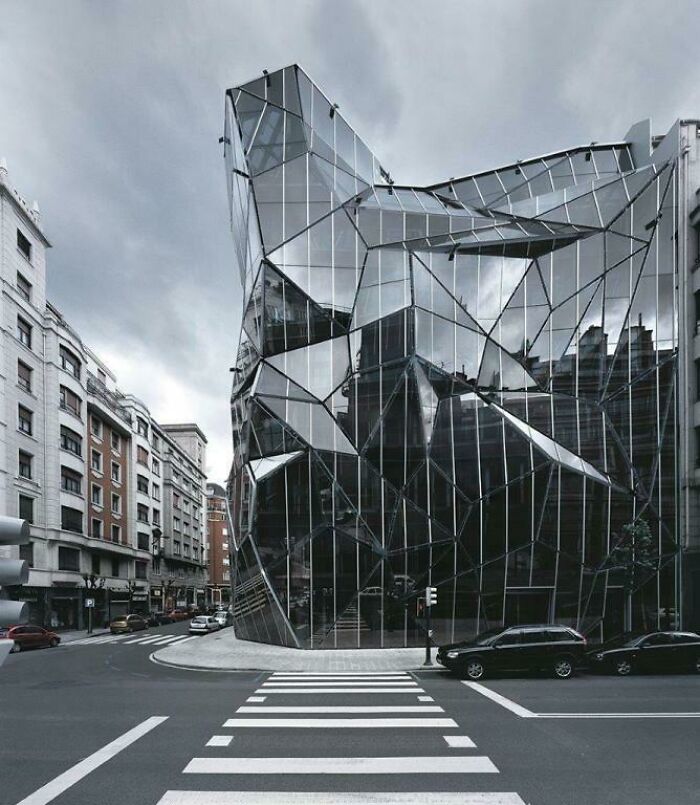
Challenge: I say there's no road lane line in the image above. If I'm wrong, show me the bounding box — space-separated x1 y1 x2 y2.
257 688 426 694
123 635 160 644
234 705 445 714
246 696 266 702
417 695 434 702
269 671 407 677
221 717 459 729
539 712 700 719
157 792 525 804
150 635 190 646
461 682 538 718
270 675 409 681
183 756 499 774
206 736 233 747
260 681 418 687
444 735 477 748
13 716 168 805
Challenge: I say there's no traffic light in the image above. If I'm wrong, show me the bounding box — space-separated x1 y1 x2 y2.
426 586 437 607
0 515 30 626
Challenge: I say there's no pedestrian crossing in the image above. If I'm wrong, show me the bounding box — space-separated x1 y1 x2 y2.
67 633 196 648
154 670 528 804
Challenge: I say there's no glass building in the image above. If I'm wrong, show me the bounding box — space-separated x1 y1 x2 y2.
225 65 696 649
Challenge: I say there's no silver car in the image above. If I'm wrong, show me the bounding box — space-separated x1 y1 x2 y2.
188 615 221 635
213 610 233 628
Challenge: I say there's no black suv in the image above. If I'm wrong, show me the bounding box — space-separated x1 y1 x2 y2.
437 624 587 680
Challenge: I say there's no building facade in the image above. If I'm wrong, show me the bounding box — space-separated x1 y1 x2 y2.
0 162 208 629
205 482 231 607
226 65 700 649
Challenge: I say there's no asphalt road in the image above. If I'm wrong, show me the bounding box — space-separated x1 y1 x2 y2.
1 626 699 805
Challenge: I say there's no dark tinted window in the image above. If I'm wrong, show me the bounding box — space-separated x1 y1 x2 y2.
521 630 546 644
546 629 573 642
642 633 672 646
671 633 700 643
496 630 522 646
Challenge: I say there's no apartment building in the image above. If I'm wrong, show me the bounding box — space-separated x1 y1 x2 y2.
148 423 208 612
0 162 207 629
205 482 231 607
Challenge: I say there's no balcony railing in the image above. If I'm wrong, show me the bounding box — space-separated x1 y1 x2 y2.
86 373 132 426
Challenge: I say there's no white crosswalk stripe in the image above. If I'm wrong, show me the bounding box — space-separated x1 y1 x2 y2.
66 633 192 648
156 670 527 804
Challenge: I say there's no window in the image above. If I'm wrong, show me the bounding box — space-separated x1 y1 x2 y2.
59 346 81 379
61 426 82 456
111 557 120 577
137 446 149 465
111 493 120 514
18 450 32 479
152 433 160 451
137 503 149 523
137 532 150 551
152 483 160 501
173 540 181 556
152 557 161 575
137 475 149 494
17 360 32 392
17 229 32 261
18 405 33 435
90 416 102 438
91 554 101 575
521 630 546 644
495 630 522 647
173 492 181 509
135 562 147 580
193 506 199 521
58 546 80 571
152 508 160 526
184 544 191 558
91 449 102 473
91 484 102 506
111 462 120 482
19 541 34 568
61 506 82 533
17 316 32 348
91 518 102 539
16 272 32 302
111 431 120 451
137 417 149 437
60 386 81 417
174 517 181 532
61 466 82 495
19 494 33 523
111 524 120 543
193 546 199 561
152 458 160 476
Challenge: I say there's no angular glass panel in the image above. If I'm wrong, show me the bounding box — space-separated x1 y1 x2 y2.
267 335 350 401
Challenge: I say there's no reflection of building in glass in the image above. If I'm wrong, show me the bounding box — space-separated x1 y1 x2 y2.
225 65 698 648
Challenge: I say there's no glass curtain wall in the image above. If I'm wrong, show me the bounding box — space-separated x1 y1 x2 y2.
225 65 679 649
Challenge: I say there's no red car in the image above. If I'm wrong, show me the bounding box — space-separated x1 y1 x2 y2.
166 608 190 622
0 625 61 652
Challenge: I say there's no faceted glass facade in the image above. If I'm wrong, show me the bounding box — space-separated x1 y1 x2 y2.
226 65 680 648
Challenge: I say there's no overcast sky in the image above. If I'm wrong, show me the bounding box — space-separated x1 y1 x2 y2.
1 0 699 483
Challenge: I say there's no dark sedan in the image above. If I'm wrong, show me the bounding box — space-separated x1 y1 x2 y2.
0 625 60 652
437 624 587 680
588 631 700 676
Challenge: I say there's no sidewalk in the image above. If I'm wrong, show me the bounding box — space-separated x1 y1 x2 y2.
57 627 111 644
152 629 438 672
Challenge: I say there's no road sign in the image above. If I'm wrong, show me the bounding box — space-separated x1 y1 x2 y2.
85 598 95 608
0 515 30 627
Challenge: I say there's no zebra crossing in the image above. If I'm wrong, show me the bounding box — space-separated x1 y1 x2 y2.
154 670 528 804
67 632 197 649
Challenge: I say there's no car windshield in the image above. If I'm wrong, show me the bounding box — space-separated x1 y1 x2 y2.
192 617 206 623
623 635 648 648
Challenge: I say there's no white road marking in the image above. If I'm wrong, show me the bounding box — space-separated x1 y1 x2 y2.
157 792 526 804
444 735 477 748
123 635 160 644
269 671 407 677
462 682 538 718
151 635 191 646
133 636 179 645
246 696 266 703
257 688 426 695
235 705 445 714
206 735 233 747
417 695 434 702
261 681 418 687
220 717 459 729
13 715 168 805
270 675 410 681
183 755 499 774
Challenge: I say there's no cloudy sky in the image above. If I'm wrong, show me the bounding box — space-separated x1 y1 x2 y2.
1 0 699 482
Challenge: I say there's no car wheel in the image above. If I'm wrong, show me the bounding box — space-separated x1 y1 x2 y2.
10 642 21 653
464 659 486 680
49 638 59 648
614 658 632 676
553 657 574 679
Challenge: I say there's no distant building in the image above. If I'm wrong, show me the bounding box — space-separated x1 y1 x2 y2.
0 160 207 629
205 482 231 607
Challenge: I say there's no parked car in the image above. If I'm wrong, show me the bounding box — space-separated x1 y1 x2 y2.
110 614 148 634
213 609 233 628
0 625 60 653
437 624 587 680
189 615 221 635
167 608 190 622
588 631 700 676
146 611 174 626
